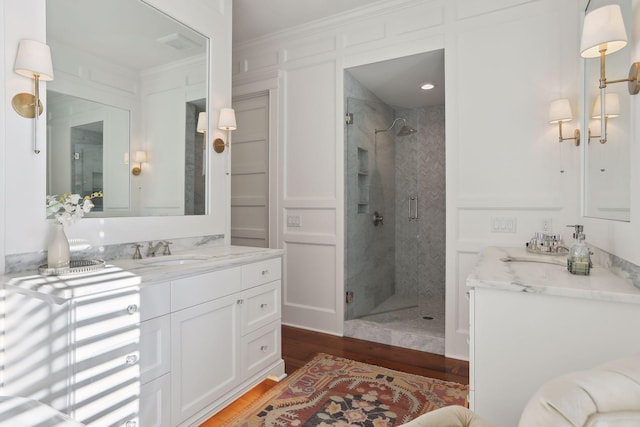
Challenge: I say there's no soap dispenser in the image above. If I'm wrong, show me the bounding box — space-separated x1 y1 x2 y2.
566 225 591 275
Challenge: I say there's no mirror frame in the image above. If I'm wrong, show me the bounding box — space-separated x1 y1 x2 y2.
579 0 640 267
46 0 209 219
581 0 632 222
3 0 231 258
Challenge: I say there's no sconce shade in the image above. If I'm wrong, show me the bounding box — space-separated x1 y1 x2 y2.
196 112 207 133
592 93 621 118
548 99 573 123
14 39 54 80
134 150 147 163
218 108 237 130
580 4 628 58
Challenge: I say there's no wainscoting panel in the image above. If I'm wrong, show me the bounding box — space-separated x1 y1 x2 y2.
282 241 342 334
283 63 337 200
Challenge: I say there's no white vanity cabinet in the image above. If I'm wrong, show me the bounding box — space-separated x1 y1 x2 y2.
3 251 284 427
467 247 640 427
3 273 171 427
171 256 283 426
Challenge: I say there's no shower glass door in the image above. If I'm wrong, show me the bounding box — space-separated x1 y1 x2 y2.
345 97 420 320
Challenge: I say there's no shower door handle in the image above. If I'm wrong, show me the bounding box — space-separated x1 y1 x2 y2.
409 196 418 221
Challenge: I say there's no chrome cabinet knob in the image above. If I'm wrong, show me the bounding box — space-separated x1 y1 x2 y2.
127 304 138 314
125 354 138 365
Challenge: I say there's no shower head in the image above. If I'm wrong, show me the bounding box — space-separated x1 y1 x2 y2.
397 124 417 136
375 118 417 137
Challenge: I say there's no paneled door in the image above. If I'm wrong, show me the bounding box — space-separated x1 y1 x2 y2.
231 94 269 247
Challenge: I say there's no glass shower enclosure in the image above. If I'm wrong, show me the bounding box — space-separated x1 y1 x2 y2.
344 96 423 321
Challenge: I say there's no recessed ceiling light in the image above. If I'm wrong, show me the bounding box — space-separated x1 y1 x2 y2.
421 83 435 90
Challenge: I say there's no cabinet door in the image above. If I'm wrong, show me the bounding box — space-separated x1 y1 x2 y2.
171 294 241 425
72 287 142 425
139 373 171 427
140 315 171 385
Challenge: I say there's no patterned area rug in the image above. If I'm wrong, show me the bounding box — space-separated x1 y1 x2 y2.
222 353 468 426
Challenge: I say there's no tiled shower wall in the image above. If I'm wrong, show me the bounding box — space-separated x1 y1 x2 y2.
395 106 446 300
344 71 446 319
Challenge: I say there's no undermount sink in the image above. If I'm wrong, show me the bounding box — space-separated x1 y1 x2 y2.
141 255 210 266
500 256 566 266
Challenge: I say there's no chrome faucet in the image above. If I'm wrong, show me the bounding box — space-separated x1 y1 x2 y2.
162 241 172 256
146 241 165 257
132 244 143 260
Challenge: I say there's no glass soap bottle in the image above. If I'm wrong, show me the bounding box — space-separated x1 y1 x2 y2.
566 225 590 275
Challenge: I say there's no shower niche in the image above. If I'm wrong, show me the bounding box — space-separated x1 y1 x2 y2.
357 147 369 213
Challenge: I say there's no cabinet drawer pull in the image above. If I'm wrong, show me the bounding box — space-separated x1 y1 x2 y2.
125 355 138 365
237 299 243 305
260 303 268 309
125 421 137 427
261 269 269 276
126 304 138 314
260 345 268 352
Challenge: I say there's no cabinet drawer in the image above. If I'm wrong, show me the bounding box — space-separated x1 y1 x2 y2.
242 321 281 379
140 314 171 385
139 373 171 427
140 281 171 322
74 287 140 343
242 258 281 289
171 267 242 312
241 281 280 335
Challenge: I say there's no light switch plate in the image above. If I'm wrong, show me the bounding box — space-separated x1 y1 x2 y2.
491 216 517 233
287 215 301 227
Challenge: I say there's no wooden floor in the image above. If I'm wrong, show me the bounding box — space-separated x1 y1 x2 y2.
204 325 469 425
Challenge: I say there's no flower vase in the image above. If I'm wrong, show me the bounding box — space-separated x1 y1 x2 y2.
48 223 70 269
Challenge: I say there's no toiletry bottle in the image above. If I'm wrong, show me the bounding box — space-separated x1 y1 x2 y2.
566 225 590 275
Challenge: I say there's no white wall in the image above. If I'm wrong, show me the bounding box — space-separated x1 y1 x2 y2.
234 0 590 359
1 0 233 263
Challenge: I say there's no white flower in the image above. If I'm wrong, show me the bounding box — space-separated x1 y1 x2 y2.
46 192 102 226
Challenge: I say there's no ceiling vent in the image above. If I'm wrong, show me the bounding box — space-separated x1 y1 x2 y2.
156 33 200 50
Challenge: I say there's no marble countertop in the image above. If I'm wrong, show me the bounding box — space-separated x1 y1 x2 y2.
2 246 284 303
467 246 640 304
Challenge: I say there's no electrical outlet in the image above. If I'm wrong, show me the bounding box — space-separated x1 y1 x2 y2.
541 218 552 233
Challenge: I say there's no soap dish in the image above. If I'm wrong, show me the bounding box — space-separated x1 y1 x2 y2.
38 259 106 276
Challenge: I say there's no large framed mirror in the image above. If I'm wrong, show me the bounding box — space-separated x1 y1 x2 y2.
46 0 209 218
582 0 631 222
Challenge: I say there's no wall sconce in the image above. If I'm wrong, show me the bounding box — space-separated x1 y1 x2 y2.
589 93 620 144
12 39 54 154
131 151 147 176
215 108 237 154
580 4 639 143
548 99 580 146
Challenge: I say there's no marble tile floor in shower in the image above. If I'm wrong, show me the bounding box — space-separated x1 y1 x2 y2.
344 295 445 355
